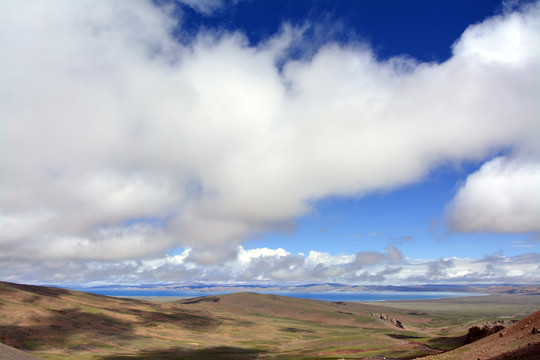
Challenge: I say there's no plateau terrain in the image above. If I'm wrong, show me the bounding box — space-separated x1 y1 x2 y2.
0 281 539 359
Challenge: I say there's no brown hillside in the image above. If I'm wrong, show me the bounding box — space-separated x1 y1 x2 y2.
0 281 221 357
0 342 43 360
179 292 395 328
1 281 538 360
420 309 540 360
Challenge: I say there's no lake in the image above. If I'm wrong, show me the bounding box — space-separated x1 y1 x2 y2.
76 289 483 302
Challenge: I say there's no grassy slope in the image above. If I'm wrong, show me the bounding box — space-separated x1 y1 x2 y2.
0 282 538 360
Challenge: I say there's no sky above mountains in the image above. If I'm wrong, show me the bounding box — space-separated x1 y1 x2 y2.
1 0 539 286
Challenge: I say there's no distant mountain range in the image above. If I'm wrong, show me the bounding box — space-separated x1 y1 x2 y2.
75 282 540 295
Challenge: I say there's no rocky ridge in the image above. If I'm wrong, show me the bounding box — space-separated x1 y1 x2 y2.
372 313 405 329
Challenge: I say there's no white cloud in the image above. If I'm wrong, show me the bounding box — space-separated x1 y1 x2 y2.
353 245 403 266
447 156 540 234
175 0 225 15
3 246 539 285
234 246 403 282
237 246 290 264
0 210 53 243
1 0 539 272
305 250 355 266
386 245 404 262
453 6 540 66
353 251 386 266
426 258 455 279
167 248 192 264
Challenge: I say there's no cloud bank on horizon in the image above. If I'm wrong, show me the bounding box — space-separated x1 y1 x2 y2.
1 0 539 285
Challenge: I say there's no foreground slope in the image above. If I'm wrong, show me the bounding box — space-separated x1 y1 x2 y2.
0 342 43 360
0 281 538 359
420 309 540 360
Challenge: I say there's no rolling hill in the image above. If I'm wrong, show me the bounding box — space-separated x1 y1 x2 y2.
0 281 538 359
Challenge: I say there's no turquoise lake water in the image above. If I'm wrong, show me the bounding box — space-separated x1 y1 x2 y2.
76 289 483 302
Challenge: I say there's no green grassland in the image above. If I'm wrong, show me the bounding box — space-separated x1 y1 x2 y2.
0 282 538 360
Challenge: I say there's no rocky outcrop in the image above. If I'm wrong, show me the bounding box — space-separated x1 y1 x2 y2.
464 324 505 344
372 313 405 329
462 320 519 344
481 319 517 328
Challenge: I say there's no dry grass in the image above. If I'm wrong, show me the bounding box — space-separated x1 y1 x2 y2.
1 282 539 360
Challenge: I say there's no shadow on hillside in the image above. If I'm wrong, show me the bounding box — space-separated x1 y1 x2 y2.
387 334 423 340
490 342 540 360
111 306 220 331
0 307 136 350
425 334 466 350
179 296 221 304
280 327 315 333
0 304 220 351
0 281 72 298
99 346 266 360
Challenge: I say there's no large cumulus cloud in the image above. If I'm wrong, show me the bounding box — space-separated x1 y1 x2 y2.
1 0 539 273
447 156 540 234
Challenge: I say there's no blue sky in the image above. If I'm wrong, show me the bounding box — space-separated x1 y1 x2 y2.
1 0 539 285
249 162 536 260
176 0 506 61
